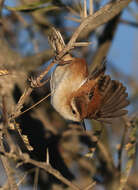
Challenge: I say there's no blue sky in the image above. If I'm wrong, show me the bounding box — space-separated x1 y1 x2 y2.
108 1 138 77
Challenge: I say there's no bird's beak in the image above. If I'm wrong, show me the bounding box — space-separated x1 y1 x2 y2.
81 120 86 130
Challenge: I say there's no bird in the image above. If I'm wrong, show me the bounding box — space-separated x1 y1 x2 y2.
49 27 129 124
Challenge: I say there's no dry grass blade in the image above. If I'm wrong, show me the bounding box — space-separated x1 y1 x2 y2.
66 16 81 22
16 92 51 118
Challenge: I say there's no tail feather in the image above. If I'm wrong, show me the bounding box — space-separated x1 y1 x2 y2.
101 100 129 114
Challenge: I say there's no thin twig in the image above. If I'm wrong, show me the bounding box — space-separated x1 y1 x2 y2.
89 0 94 15
84 181 96 190
66 16 81 23
33 168 39 190
118 119 137 190
74 42 92 47
46 148 49 165
14 92 51 118
66 6 80 17
118 124 128 172
65 0 132 52
90 13 121 75
120 18 138 27
0 96 19 190
83 0 87 18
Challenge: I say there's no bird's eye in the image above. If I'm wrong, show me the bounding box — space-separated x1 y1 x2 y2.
89 90 94 100
72 109 76 115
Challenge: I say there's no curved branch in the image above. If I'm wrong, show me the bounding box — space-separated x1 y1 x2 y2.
59 0 132 58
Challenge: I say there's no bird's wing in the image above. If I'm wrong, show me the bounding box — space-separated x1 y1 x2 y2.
88 75 129 123
72 74 129 123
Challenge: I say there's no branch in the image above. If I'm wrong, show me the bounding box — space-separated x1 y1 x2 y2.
119 119 137 190
10 0 132 119
0 96 19 190
1 152 81 190
64 0 132 54
120 18 138 27
89 13 121 73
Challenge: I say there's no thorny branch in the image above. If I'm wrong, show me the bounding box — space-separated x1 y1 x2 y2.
10 0 132 120
0 150 95 190
0 0 136 189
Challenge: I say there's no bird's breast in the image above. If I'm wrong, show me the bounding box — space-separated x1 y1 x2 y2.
50 63 87 120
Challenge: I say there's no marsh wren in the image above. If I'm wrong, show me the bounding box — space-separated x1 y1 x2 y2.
49 28 129 123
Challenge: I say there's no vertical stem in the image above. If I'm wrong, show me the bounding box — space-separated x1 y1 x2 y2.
89 0 94 15
83 0 87 18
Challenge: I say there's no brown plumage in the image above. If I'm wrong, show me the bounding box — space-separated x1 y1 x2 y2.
72 65 129 123
49 27 129 123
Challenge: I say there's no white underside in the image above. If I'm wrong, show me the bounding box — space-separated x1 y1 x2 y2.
50 64 87 121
